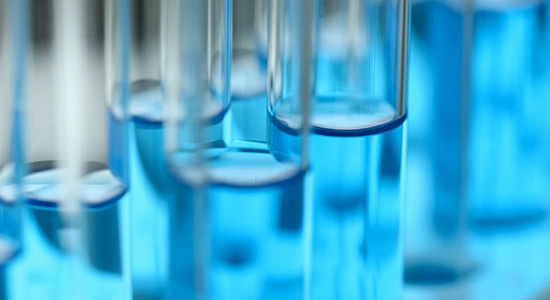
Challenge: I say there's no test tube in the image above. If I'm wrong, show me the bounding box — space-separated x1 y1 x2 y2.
0 0 26 298
124 1 169 298
403 0 477 286
422 1 550 232
468 0 550 229
164 0 311 298
13 0 131 298
270 0 409 298
406 0 550 289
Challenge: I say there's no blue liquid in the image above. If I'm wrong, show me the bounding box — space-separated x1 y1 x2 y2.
402 1 479 286
7 111 131 299
166 49 305 298
8 162 130 300
169 148 305 300
470 2 550 228
127 80 170 299
0 184 22 300
270 95 405 299
428 1 550 231
312 125 403 300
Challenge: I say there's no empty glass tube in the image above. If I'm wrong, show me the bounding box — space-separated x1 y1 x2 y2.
269 0 408 298
164 0 311 298
10 0 131 298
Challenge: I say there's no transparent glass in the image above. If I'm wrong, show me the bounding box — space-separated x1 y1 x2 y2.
268 0 408 299
403 0 476 286
164 0 310 299
405 0 550 292
468 0 550 228
0 0 24 276
8 0 131 299
124 1 169 298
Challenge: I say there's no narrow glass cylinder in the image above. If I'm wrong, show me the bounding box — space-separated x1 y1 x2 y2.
12 0 131 299
421 0 550 234
403 0 476 286
269 0 409 299
124 1 169 298
468 0 550 228
0 1 26 292
405 0 550 290
164 0 311 299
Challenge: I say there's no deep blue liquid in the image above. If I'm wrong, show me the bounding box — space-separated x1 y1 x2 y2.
269 97 405 300
0 189 22 300
403 2 477 286
6 113 131 299
470 2 550 228
169 149 305 300
427 1 550 231
127 81 169 299
126 79 231 299
9 167 130 300
312 125 404 300
166 55 305 298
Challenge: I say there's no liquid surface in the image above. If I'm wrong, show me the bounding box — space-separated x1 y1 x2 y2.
23 167 126 208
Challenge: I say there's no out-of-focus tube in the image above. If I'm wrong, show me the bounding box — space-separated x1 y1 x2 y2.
0 0 26 271
12 0 131 299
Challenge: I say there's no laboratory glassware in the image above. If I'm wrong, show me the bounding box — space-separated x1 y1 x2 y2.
163 0 312 298
12 0 131 298
271 0 408 298
404 0 476 285
124 1 169 298
405 0 550 289
467 0 550 228
422 0 550 232
0 0 26 298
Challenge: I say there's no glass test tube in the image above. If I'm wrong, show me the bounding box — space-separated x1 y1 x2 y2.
164 0 311 298
403 0 476 286
0 0 26 298
467 0 550 228
125 1 169 298
423 0 549 233
229 0 269 144
269 0 408 298
12 0 131 299
406 0 550 290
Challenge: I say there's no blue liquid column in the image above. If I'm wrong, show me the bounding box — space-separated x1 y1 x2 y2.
124 1 171 298
162 1 231 298
0 0 26 298
9 1 132 299
468 1 550 228
403 0 477 286
276 0 409 298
